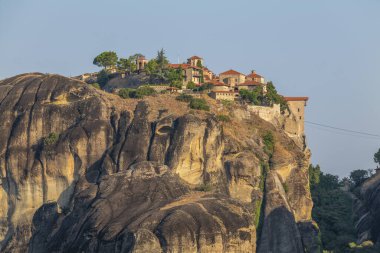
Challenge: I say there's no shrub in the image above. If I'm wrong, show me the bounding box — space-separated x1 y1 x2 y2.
221 99 234 107
189 98 210 111
282 182 289 193
266 82 288 112
198 83 214 91
118 88 132 99
262 131 275 156
96 69 109 88
118 86 156 99
216 114 230 122
135 86 156 98
186 81 197 90
43 133 59 147
91 83 101 89
176 94 193 102
374 148 380 165
239 88 262 105
195 183 212 192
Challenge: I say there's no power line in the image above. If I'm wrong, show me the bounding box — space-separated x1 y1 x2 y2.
307 124 380 140
305 121 380 138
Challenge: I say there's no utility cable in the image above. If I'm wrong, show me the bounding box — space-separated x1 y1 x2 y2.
305 121 380 138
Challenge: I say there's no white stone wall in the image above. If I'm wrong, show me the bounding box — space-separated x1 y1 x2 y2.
247 104 281 123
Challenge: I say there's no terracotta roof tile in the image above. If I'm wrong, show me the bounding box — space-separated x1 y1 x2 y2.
247 72 263 78
189 56 203 60
207 80 228 86
239 80 263 86
283 97 309 101
219 69 245 76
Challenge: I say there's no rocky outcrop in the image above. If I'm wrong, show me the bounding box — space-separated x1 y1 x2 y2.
0 73 317 252
354 173 380 245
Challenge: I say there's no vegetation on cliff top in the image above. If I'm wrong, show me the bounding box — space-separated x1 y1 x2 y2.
94 49 184 88
118 86 156 99
176 94 210 111
239 81 288 112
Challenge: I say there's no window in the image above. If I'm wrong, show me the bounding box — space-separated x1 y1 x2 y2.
298 108 300 112
299 116 302 120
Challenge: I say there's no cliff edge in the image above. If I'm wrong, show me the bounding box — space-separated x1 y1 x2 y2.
0 73 318 252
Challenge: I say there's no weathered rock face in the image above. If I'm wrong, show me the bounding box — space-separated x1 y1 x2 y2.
0 73 316 252
354 173 380 245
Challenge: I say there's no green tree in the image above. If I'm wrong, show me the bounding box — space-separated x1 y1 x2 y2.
145 59 158 75
117 57 136 72
374 148 380 165
239 88 263 105
265 81 288 111
167 67 184 88
96 70 109 88
156 48 169 72
309 164 321 189
93 51 118 69
349 169 369 187
310 168 355 252
196 60 203 68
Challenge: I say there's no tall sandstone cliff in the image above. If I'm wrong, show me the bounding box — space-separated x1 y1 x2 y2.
0 73 319 253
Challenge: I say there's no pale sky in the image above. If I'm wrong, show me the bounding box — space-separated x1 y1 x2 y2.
1 0 379 177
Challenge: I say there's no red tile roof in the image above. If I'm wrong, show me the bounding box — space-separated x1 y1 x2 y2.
283 97 309 101
238 80 263 86
207 80 228 86
247 72 263 78
189 56 203 60
219 69 245 76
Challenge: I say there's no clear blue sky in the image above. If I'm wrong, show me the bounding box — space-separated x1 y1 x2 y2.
1 0 380 177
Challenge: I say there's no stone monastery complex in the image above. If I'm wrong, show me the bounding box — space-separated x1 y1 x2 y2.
80 54 308 143
170 55 308 140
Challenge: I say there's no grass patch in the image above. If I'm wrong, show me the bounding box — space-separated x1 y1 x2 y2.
262 131 275 156
194 183 212 192
91 83 101 89
43 133 59 147
216 114 230 122
189 98 210 111
176 94 193 102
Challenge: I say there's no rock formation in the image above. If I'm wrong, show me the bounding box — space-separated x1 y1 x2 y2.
0 73 317 252
354 172 380 245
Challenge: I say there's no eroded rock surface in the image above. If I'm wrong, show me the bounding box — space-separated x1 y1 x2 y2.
0 73 317 252
354 173 380 245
